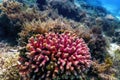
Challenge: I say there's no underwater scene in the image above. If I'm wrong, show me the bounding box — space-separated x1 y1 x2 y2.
0 0 120 80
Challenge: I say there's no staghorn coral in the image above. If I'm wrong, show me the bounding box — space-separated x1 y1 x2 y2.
18 32 91 80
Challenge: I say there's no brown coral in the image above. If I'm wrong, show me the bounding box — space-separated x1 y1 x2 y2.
18 18 74 46
87 58 117 80
75 26 107 62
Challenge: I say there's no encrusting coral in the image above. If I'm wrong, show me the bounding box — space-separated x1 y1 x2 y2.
18 32 91 80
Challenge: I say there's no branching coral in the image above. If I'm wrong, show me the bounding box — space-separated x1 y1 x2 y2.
87 58 117 80
0 0 42 22
18 18 74 46
18 32 91 80
0 0 50 41
0 0 22 14
0 53 20 80
112 48 120 79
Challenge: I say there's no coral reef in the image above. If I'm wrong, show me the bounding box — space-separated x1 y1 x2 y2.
88 27 107 62
0 0 49 40
113 29 120 44
18 32 91 80
36 0 120 46
0 0 119 80
37 0 86 21
112 47 120 79
95 16 120 44
0 0 41 22
0 1 26 38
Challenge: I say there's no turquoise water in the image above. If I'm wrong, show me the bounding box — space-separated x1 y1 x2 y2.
75 0 120 20
100 0 120 19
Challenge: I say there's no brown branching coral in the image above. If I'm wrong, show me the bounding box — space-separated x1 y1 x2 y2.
18 20 50 45
112 48 120 79
18 18 74 46
0 1 23 37
0 0 42 22
0 0 22 14
0 0 50 41
92 58 112 73
88 58 117 80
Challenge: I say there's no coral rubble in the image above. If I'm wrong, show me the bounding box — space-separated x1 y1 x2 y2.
0 53 20 80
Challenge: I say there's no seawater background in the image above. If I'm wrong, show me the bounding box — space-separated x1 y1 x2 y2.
100 0 120 19
75 0 120 20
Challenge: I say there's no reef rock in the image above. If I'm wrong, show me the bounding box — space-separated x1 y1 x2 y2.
37 0 85 21
105 14 115 20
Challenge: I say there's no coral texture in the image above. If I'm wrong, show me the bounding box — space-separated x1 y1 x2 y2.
0 53 20 80
75 27 107 62
18 18 74 46
18 32 91 79
0 0 47 39
87 58 117 80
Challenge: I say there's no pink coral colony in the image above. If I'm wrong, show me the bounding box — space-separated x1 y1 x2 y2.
19 32 91 79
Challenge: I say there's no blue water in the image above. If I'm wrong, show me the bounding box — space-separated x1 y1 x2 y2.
100 0 120 19
75 0 120 20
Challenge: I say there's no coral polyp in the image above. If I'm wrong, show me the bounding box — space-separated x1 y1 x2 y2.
18 32 91 79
